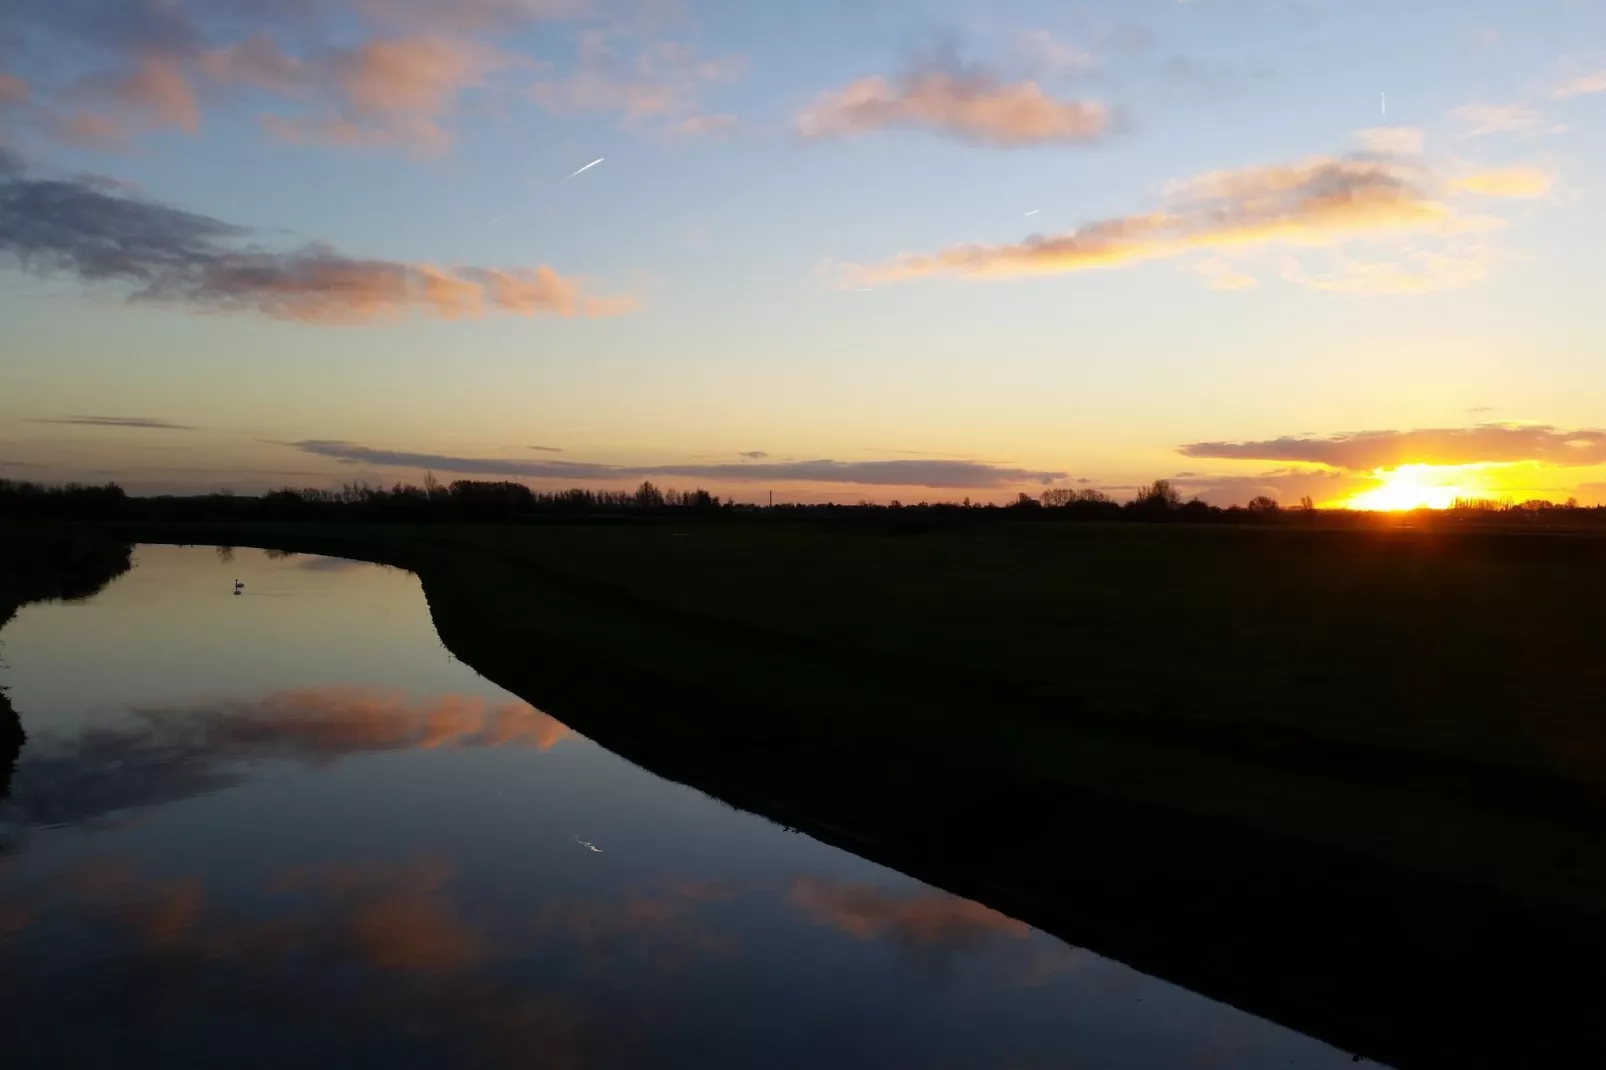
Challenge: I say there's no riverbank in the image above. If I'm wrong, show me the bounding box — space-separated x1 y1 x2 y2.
14 520 1606 1066
0 526 133 798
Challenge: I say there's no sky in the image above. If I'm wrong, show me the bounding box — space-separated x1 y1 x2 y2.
1 0 1604 508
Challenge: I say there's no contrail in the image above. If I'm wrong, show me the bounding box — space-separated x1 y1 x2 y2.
1024 209 1040 216
483 159 603 225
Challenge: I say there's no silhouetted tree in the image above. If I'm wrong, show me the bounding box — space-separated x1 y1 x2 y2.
1040 488 1074 508
1127 480 1183 520
1247 496 1280 514
633 481 666 509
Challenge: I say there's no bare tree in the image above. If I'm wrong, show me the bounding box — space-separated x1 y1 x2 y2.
1040 488 1074 508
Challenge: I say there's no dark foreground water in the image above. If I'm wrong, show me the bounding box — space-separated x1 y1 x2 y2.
0 545 1379 1069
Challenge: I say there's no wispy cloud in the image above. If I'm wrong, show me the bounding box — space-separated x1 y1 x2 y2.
1188 258 1258 291
0 156 634 323
291 440 1066 488
672 112 738 139
29 415 196 430
1278 244 1491 295
1178 425 1606 470
849 136 1535 290
1446 165 1551 198
795 60 1110 147
244 35 516 154
1448 53 1606 142
1016 30 1098 77
1551 66 1606 99
736 450 768 460
531 33 744 138
527 444 564 453
1451 102 1566 139
1355 126 1424 156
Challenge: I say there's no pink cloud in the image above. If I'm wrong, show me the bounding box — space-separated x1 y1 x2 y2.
672 112 737 138
0 73 29 105
49 110 128 150
795 70 1109 147
200 32 311 96
336 36 506 117
115 56 200 132
851 140 1540 288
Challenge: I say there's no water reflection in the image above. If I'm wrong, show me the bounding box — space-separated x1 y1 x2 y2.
0 854 616 1069
0 546 1376 1069
4 688 569 829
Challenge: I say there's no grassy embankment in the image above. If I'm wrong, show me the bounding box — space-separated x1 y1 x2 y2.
0 526 133 798
37 519 1606 1066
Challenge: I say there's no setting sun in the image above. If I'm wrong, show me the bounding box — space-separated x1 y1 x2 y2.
1344 464 1487 511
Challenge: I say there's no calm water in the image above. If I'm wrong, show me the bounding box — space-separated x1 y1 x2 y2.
0 545 1377 1069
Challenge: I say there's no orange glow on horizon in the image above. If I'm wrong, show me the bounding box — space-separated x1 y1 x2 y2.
1343 463 1492 511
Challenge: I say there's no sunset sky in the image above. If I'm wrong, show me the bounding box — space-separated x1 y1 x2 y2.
2 0 1603 507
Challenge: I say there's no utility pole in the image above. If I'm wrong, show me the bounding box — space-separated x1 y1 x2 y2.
768 490 773 509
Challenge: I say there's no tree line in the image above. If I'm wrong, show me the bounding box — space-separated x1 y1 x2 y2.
1 475 1600 527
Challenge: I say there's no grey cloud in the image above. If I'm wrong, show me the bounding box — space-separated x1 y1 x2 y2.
1171 468 1372 508
6 0 208 56
527 444 564 453
1179 425 1606 471
0 163 631 322
293 440 1065 489
4 0 551 57
30 414 196 429
737 450 768 460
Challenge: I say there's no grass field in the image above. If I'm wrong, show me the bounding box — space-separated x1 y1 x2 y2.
12 517 1606 1067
